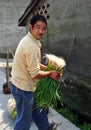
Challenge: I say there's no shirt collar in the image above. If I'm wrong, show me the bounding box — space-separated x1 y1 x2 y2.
27 32 42 48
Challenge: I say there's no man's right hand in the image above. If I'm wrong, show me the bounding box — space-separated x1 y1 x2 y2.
49 71 61 80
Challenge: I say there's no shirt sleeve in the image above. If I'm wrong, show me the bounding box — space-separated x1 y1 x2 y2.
23 45 40 78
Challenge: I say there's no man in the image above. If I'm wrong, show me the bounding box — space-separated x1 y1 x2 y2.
10 15 60 130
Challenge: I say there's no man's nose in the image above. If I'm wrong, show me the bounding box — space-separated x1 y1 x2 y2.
39 28 45 34
39 29 44 34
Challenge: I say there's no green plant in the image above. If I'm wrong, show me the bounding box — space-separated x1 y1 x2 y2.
34 54 66 108
56 106 91 130
80 123 91 130
34 76 60 108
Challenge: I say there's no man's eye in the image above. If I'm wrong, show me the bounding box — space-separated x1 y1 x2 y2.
35 25 46 31
36 26 41 29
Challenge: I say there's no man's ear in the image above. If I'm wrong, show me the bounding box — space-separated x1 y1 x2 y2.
29 24 33 31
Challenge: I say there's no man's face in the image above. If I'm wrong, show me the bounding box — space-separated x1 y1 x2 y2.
30 21 47 40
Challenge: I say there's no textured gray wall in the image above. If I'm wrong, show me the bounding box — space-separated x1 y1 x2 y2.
42 0 91 78
0 0 30 53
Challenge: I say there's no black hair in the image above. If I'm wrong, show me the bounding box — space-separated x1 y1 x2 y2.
30 15 47 27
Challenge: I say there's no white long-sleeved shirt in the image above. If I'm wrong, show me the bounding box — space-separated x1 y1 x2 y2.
11 32 41 92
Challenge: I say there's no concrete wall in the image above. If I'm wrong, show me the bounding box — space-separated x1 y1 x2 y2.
42 0 91 78
0 0 31 53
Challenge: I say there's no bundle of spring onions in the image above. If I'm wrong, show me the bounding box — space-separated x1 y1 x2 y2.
34 54 66 108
